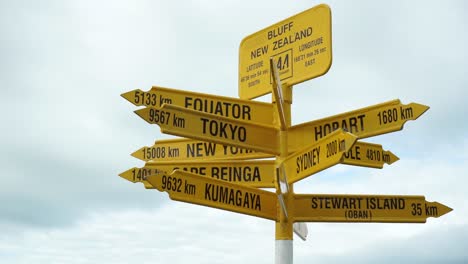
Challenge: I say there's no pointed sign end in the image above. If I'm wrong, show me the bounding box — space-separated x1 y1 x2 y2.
344 131 358 152
121 89 139 105
134 108 150 122
119 168 137 183
145 174 159 190
131 147 147 161
143 182 155 189
386 151 400 165
434 202 453 218
425 201 453 219
411 102 430 120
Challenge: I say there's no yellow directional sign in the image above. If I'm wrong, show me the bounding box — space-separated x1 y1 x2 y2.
342 141 399 169
288 100 429 153
119 167 163 189
284 129 357 184
146 170 278 221
119 160 275 188
293 194 452 223
146 160 276 188
134 104 281 155
122 86 274 124
239 4 332 99
131 138 273 162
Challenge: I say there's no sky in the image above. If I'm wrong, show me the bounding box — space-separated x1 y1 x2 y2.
0 0 467 263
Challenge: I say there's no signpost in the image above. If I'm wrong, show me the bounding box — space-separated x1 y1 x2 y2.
239 4 332 99
283 129 357 184
119 4 452 264
293 194 452 223
135 104 281 155
146 170 278 221
122 86 274 124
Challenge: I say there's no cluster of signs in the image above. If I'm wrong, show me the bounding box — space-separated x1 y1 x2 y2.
120 4 451 239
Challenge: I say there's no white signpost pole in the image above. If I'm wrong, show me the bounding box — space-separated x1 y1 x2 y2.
271 58 293 264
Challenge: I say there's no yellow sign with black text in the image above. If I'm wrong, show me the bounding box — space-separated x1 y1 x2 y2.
284 129 357 184
119 167 164 189
239 4 332 99
146 170 278 221
131 138 273 162
135 104 281 155
288 100 429 152
293 194 452 223
342 141 399 169
122 86 274 125
119 160 276 188
146 160 276 188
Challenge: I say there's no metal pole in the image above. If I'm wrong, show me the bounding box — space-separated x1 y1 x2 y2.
275 240 293 264
273 83 293 264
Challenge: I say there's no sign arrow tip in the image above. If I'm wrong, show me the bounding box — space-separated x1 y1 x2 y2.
121 89 139 105
131 148 144 160
387 151 400 165
344 132 358 152
134 108 149 122
145 174 162 192
434 202 453 218
411 102 430 120
119 168 137 183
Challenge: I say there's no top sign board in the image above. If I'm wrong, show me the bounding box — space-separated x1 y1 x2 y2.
239 4 332 99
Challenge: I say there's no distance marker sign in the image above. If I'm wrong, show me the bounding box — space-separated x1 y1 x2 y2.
119 167 162 189
146 170 278 221
146 160 276 188
131 138 273 162
120 160 276 188
122 86 274 125
239 4 332 99
287 100 429 153
284 129 357 184
293 194 453 223
135 104 280 155
342 141 399 169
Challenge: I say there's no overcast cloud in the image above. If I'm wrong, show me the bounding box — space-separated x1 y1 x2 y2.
0 0 467 263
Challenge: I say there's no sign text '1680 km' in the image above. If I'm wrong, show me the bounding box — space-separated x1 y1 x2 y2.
287 100 429 152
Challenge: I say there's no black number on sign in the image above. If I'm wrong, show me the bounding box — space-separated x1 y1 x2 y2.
366 149 381 161
411 203 422 216
377 108 398 125
326 140 338 158
161 176 182 192
134 91 142 104
148 109 170 124
142 147 165 160
145 93 157 106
